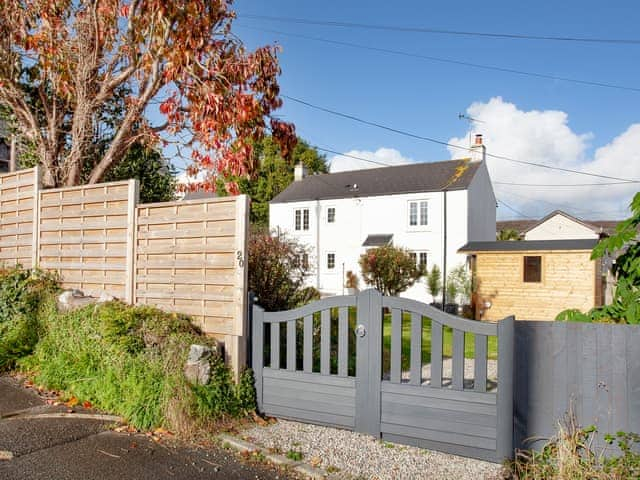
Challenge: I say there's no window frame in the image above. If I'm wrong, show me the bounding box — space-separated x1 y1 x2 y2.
294 208 310 231
327 252 336 270
408 200 429 228
523 255 542 283
327 206 336 224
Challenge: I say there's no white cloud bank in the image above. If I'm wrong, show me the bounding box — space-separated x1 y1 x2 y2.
448 97 640 220
329 147 413 173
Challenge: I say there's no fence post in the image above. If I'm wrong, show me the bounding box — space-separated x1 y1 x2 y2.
355 289 383 437
31 166 41 268
251 303 264 413
124 179 139 304
497 315 515 461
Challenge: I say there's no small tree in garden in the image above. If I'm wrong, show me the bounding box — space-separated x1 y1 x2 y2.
426 265 442 300
248 229 318 312
359 245 423 296
0 0 295 189
446 264 472 305
557 192 640 323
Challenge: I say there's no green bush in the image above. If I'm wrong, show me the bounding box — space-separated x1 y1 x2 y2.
359 245 424 296
506 418 640 479
0 266 59 371
0 266 255 434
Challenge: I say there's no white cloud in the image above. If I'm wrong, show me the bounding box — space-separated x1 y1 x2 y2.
329 147 413 173
448 97 639 220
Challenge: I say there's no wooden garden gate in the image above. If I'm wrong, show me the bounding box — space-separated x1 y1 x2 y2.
252 289 514 462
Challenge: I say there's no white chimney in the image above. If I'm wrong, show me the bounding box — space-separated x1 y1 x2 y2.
294 162 308 181
470 134 486 163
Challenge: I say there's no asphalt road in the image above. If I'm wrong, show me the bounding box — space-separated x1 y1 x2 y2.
0 376 291 480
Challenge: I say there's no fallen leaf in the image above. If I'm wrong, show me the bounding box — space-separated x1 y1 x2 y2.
82 401 92 409
65 396 78 407
310 456 322 467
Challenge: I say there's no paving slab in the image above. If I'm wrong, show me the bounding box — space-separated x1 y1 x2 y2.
0 377 43 416
0 431 290 480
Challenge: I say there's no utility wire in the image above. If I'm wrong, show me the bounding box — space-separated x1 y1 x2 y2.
241 14 640 46
238 24 640 93
493 180 636 187
282 94 640 184
497 199 534 219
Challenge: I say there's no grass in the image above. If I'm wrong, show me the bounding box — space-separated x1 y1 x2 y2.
382 311 498 372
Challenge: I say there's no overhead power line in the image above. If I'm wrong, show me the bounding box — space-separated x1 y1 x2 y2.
282 94 640 184
493 181 636 187
497 199 534 219
237 25 640 93
241 14 640 46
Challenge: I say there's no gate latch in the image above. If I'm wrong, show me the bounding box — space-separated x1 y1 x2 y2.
354 324 366 338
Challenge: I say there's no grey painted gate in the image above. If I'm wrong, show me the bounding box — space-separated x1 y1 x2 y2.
252 289 514 462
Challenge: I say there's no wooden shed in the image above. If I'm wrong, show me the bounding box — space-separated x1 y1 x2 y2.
459 239 603 321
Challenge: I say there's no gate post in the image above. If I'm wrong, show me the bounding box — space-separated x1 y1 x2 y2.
355 289 383 437
252 304 265 413
497 315 515 460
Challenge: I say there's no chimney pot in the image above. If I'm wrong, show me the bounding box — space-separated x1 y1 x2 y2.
475 134 483 145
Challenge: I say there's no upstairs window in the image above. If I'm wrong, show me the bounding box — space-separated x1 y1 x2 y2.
327 253 335 270
408 200 428 227
295 208 310 231
524 256 542 283
327 207 336 223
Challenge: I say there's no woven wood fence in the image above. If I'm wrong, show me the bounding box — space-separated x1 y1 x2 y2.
0 167 249 376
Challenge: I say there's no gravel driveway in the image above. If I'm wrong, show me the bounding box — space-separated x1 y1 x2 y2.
242 420 503 480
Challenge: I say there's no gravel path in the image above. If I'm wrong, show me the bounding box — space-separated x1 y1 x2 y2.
242 420 503 480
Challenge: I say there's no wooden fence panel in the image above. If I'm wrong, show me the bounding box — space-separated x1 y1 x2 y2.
135 195 249 372
37 180 135 300
0 168 38 268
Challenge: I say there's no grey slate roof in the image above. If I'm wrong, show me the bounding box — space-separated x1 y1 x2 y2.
362 234 393 247
459 239 599 252
271 160 481 204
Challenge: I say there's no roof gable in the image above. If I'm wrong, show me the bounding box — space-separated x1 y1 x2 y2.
271 160 481 204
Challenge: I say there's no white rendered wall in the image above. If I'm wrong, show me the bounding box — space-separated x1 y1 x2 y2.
525 214 598 240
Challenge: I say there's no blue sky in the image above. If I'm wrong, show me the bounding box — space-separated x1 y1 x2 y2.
183 1 640 220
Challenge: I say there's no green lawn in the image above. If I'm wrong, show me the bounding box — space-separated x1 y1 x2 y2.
381 312 498 373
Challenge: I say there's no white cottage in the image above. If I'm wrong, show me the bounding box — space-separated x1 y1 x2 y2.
269 139 496 303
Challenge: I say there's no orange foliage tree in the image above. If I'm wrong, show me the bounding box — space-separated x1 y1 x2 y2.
0 0 295 190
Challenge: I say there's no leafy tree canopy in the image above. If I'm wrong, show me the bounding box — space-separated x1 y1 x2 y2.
0 0 295 189
359 245 424 296
231 136 327 225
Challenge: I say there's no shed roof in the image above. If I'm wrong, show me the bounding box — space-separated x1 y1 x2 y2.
459 239 599 253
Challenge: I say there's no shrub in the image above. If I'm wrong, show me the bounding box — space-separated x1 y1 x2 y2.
345 270 359 290
506 415 640 479
0 267 59 371
359 245 423 296
446 264 472 305
20 297 255 433
248 229 314 311
426 265 442 299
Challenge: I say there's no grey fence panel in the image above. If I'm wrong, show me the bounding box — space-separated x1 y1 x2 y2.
514 321 640 454
252 305 264 412
474 334 488 393
496 316 514 461
303 314 313 373
452 329 465 390
390 308 402 383
321 309 331 375
270 322 280 369
338 307 349 377
410 312 422 386
286 320 296 371
431 322 443 388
